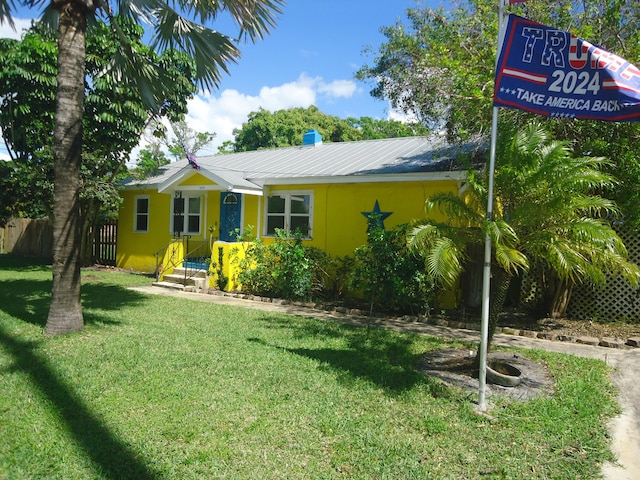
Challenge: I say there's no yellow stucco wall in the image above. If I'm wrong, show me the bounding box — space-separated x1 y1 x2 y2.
208 241 249 291
118 177 461 307
264 180 457 257
117 173 222 273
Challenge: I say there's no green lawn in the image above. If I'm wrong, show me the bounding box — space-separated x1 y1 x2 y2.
0 254 619 479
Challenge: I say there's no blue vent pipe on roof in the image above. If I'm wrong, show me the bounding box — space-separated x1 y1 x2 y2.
302 129 322 146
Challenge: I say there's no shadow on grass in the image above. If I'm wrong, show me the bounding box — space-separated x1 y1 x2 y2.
0 279 149 328
0 323 161 479
0 253 51 272
251 315 447 394
0 254 159 478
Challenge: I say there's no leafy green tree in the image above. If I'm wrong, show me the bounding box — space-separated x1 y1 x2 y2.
167 119 216 159
357 0 640 139
133 119 215 179
346 116 429 140
133 146 171 180
357 0 640 227
0 0 283 335
410 124 639 350
0 21 198 266
0 159 18 225
227 105 429 152
230 106 357 151
0 26 57 220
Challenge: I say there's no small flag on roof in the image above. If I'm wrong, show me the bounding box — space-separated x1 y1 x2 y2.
180 141 201 170
186 151 201 170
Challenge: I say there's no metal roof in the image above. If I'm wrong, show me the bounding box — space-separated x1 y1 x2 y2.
122 134 485 190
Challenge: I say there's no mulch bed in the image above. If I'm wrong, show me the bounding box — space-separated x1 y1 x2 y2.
416 348 554 402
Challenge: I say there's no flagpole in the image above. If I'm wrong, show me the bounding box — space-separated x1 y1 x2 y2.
478 0 509 413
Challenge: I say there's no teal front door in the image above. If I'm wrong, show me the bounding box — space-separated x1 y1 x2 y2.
220 192 241 242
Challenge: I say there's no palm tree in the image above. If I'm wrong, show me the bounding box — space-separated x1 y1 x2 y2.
410 123 640 349
409 156 528 348
0 0 284 335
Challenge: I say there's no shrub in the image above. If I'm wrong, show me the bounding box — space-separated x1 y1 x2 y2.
349 223 436 316
237 229 316 300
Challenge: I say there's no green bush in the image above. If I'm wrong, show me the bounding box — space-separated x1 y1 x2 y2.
349 223 436 316
237 229 316 300
235 225 436 314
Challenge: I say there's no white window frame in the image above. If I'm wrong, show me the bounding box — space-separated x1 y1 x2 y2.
264 190 313 238
171 193 203 236
133 195 150 233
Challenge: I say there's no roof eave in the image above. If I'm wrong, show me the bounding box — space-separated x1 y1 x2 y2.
251 171 469 186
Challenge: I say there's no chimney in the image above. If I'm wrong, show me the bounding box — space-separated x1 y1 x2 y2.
302 129 322 146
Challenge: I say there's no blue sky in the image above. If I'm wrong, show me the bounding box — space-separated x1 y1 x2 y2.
0 1 439 159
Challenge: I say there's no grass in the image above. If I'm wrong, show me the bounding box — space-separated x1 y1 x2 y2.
0 254 620 479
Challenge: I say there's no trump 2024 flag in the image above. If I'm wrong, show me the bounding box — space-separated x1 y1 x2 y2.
494 14 640 121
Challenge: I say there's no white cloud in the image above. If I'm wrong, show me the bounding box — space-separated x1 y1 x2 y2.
184 73 357 155
0 17 34 40
318 79 358 99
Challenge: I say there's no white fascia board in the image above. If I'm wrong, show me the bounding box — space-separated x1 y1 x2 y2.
121 182 160 191
158 167 230 193
252 171 469 186
229 187 264 196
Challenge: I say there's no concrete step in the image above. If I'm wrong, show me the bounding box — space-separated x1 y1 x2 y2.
162 273 208 288
152 281 193 292
172 267 208 278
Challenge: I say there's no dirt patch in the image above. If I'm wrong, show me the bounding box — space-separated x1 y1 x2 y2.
416 348 554 402
497 309 640 340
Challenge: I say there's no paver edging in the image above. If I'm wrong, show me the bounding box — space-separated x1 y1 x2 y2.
204 289 638 350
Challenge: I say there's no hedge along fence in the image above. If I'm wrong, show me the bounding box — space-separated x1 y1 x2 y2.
1 218 53 259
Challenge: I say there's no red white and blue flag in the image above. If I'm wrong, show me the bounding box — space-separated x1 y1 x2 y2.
186 151 201 170
494 14 640 121
180 141 201 170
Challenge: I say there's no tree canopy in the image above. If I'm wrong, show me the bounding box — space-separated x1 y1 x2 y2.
224 105 430 152
133 119 216 179
0 0 284 335
356 0 640 227
410 123 639 348
0 21 198 264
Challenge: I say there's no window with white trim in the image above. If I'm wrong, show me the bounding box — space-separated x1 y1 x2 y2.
134 195 149 232
171 192 202 235
266 191 313 238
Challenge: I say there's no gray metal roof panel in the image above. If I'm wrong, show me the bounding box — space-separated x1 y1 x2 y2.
125 135 485 187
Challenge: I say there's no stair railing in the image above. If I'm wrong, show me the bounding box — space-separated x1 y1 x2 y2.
154 237 211 286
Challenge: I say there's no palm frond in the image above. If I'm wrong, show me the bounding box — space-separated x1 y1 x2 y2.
426 237 464 287
0 0 15 28
426 191 485 226
101 0 283 91
494 243 528 274
409 222 468 287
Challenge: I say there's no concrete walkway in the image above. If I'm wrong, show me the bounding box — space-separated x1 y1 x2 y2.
131 286 640 479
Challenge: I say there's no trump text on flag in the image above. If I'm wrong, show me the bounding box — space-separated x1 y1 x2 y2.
494 14 640 122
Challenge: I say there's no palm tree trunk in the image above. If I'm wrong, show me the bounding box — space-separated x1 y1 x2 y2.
548 279 573 318
537 267 573 318
45 5 87 335
488 268 512 345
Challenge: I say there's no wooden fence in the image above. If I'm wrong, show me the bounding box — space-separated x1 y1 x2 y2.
1 217 53 259
92 220 117 266
1 218 117 265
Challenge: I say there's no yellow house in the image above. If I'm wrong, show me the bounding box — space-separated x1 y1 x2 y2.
117 131 483 292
